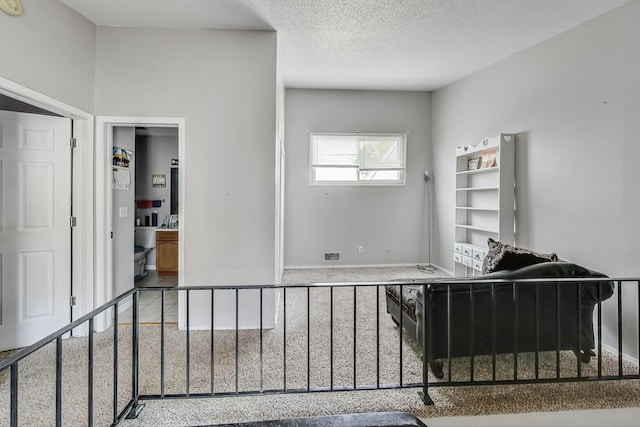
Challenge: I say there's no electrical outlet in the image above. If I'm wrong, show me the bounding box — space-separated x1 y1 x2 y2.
358 246 364 254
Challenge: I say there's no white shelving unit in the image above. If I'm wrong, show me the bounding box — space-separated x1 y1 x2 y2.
454 134 515 276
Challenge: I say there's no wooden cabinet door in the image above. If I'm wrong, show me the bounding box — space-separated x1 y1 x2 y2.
156 231 178 275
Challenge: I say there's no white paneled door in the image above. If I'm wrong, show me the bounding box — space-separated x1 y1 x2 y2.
0 111 72 352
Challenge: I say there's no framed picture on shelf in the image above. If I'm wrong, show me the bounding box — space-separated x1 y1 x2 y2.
467 155 480 170
480 149 497 169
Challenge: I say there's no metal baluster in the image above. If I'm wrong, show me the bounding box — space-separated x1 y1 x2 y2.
211 289 215 395
133 292 139 403
555 284 561 379
419 284 434 405
161 291 165 397
10 363 18 427
534 284 540 380
376 285 380 389
283 288 287 391
469 283 475 382
598 282 603 379
113 303 119 424
126 292 143 419
513 283 518 380
56 337 62 427
235 288 239 394
186 290 190 396
577 285 582 378
353 286 357 389
330 287 334 390
88 318 94 427
617 281 623 377
260 288 264 392
399 284 404 387
491 283 496 383
447 284 452 383
307 287 310 392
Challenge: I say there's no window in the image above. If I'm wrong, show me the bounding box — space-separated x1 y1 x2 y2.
310 133 407 185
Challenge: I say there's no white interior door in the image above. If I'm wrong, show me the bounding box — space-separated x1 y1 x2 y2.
0 110 72 351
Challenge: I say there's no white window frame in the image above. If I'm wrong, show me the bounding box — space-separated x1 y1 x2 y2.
309 132 407 186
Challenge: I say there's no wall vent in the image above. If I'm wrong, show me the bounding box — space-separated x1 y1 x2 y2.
323 252 341 262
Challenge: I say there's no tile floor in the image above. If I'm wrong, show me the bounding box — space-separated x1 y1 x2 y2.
118 271 178 324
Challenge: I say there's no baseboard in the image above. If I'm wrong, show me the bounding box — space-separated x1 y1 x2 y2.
185 321 278 331
429 262 453 276
600 343 639 367
117 298 133 315
284 263 430 270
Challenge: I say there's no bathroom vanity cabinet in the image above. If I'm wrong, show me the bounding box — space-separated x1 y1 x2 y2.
156 230 178 276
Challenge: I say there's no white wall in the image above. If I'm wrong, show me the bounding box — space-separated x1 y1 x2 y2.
0 0 95 113
112 127 136 296
284 89 432 268
95 27 278 328
95 27 277 286
274 33 286 283
431 2 640 357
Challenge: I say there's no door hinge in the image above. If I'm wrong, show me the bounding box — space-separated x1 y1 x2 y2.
70 216 77 227
70 137 77 149
69 296 77 307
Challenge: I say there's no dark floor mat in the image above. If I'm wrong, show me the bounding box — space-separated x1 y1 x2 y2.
210 411 427 427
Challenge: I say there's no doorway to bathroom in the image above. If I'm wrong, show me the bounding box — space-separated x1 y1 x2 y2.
95 116 185 330
133 126 179 283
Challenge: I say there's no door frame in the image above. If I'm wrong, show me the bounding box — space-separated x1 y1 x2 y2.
0 76 94 334
95 116 185 332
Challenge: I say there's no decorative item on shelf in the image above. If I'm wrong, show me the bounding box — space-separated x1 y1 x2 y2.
467 155 480 171
480 149 497 169
152 174 166 188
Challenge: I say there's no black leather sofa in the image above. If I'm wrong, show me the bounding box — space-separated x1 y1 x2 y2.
386 262 614 378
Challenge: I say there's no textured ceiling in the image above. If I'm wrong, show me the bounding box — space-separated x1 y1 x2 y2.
60 0 629 90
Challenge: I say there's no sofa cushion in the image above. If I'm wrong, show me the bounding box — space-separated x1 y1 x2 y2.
482 238 558 274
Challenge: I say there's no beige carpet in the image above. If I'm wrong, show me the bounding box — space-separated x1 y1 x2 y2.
1 266 639 426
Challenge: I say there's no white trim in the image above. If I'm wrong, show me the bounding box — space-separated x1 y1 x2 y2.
600 343 640 367
184 320 277 331
117 299 133 316
429 262 453 277
0 76 90 119
309 132 407 186
284 262 433 270
95 116 186 332
0 76 94 336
